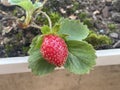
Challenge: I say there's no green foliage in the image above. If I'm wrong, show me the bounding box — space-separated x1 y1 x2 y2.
85 31 112 49
41 25 51 34
78 12 94 29
36 12 61 26
73 2 80 9
22 46 29 54
28 50 55 75
108 23 116 31
28 18 96 75
16 31 23 40
50 13 61 25
58 18 89 41
28 35 55 75
33 1 43 10
28 35 43 55
5 44 14 54
8 0 22 4
83 18 94 29
78 12 87 20
9 0 43 11
65 40 96 74
8 0 43 28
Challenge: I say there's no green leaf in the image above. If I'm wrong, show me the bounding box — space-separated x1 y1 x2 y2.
18 1 34 11
64 40 97 74
41 25 51 34
28 35 43 55
8 0 23 4
59 34 69 39
59 18 89 41
9 0 34 11
28 50 55 75
9 0 43 11
33 2 43 10
52 23 60 33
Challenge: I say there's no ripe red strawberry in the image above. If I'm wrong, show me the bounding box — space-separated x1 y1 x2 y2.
40 34 68 67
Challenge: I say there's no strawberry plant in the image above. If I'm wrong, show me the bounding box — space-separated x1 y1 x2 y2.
8 0 48 28
9 0 97 75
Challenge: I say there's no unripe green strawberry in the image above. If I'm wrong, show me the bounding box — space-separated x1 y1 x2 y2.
40 34 68 67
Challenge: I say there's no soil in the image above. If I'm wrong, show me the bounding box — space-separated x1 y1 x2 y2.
0 0 120 58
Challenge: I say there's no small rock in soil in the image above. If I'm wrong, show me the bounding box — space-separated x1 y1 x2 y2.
93 10 100 15
102 6 109 18
109 32 119 39
69 14 77 20
99 29 106 34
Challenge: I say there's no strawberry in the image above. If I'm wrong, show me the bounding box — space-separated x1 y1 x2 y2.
40 34 68 67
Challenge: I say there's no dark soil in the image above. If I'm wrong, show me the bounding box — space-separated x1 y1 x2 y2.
0 0 120 58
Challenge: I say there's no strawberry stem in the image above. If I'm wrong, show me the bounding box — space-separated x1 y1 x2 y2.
25 11 32 27
40 11 52 31
30 22 42 29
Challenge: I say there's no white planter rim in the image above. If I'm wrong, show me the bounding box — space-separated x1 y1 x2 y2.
0 49 120 75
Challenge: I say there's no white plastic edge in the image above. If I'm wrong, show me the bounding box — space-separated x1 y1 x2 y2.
0 49 120 74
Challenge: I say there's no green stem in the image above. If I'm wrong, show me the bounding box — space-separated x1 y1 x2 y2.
30 22 41 29
25 11 32 27
34 0 52 30
40 11 52 31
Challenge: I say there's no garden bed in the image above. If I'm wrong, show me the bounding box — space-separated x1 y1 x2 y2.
0 49 120 74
